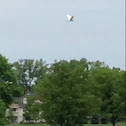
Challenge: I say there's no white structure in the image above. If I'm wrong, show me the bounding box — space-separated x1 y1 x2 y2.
6 97 44 124
10 103 24 124
22 98 27 104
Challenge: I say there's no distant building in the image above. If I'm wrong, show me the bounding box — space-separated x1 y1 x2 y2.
6 97 27 124
6 96 44 124
10 103 24 124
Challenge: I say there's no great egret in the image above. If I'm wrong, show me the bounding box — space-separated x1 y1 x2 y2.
66 14 74 21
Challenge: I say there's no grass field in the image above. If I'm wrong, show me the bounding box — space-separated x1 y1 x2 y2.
8 123 125 126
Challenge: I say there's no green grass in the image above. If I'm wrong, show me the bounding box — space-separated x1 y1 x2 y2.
8 123 125 126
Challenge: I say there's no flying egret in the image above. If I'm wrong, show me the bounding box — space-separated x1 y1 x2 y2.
66 14 74 21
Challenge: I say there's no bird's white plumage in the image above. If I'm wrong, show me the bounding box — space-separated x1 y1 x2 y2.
66 14 74 21
66 15 72 20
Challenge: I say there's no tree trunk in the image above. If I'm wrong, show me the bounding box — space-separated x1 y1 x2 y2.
111 116 116 126
112 122 115 126
24 85 30 95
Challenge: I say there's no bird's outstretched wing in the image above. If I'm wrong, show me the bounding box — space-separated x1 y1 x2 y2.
66 15 71 20
70 16 74 21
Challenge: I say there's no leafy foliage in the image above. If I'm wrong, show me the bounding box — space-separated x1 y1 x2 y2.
36 60 102 126
0 54 16 83
0 54 23 105
0 53 125 126
0 54 23 125
88 67 126 126
0 99 6 126
24 95 42 120
13 59 47 94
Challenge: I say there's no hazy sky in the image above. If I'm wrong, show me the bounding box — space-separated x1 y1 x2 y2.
0 0 125 69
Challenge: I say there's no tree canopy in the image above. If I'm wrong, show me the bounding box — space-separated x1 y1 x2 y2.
0 54 23 125
36 60 102 126
0 54 23 105
88 67 126 126
13 59 47 94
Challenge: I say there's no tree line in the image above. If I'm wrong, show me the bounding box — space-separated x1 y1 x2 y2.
0 54 125 126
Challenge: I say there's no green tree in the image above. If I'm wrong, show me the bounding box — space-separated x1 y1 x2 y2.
6 108 14 123
36 60 101 126
0 99 6 126
24 96 42 121
0 54 23 125
0 54 23 105
88 67 125 126
89 60 106 69
13 59 47 94
0 54 16 83
109 69 125 125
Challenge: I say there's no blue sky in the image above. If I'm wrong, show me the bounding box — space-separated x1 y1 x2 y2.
0 0 125 69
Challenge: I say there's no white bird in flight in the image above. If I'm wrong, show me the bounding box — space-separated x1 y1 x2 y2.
66 14 74 22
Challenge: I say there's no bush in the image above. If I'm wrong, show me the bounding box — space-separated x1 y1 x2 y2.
101 118 108 124
91 116 99 124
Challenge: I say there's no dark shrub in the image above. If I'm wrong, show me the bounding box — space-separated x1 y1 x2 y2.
101 118 108 124
91 116 99 124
